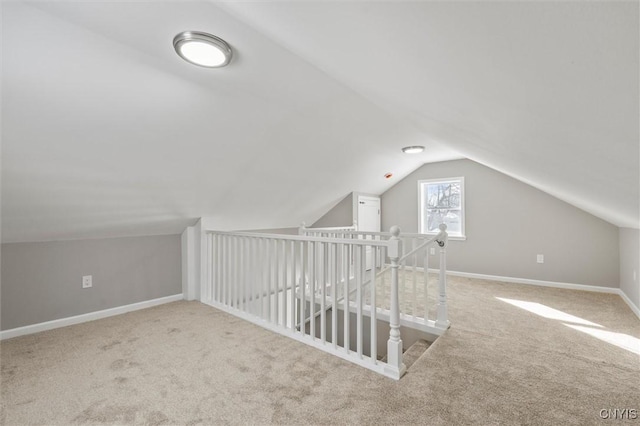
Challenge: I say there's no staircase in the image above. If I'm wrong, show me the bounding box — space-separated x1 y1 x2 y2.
379 338 431 368
195 222 450 380
402 339 431 369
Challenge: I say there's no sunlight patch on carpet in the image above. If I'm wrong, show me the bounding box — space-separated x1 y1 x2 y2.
495 297 602 327
564 324 640 356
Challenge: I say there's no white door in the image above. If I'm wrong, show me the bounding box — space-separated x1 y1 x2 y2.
356 195 380 270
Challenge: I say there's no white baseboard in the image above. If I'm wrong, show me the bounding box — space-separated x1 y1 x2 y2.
439 269 639 320
441 269 619 294
616 289 640 320
0 294 184 341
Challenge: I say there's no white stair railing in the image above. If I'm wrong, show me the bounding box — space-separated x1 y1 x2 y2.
202 229 407 379
301 223 450 333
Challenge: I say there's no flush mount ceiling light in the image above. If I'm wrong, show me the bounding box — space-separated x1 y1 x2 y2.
402 146 425 154
173 31 232 68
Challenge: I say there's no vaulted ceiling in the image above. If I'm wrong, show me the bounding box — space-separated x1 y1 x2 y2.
2 1 638 243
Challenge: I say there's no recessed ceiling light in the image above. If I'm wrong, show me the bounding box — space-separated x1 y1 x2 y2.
401 146 425 154
173 31 232 68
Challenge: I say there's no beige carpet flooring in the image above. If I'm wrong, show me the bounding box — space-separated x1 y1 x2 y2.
1 276 639 425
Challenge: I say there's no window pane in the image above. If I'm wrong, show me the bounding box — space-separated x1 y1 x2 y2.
425 182 461 209
425 209 462 235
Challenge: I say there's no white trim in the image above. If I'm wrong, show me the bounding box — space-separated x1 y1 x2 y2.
0 294 184 341
442 269 619 294
617 289 640 320
441 269 639 319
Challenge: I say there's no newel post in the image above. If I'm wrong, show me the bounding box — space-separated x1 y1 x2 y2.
298 221 307 236
436 223 450 329
385 226 406 379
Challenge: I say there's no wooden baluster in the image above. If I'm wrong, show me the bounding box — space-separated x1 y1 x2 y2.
218 235 223 305
300 241 306 335
232 236 236 307
357 245 363 359
281 240 286 327
242 237 247 312
331 243 338 349
246 238 252 313
205 234 211 303
236 236 241 309
270 239 276 322
279 240 282 324
309 241 315 339
255 238 259 314
319 241 326 344
273 239 279 325
246 238 250 313
385 226 406 378
227 236 233 308
232 236 237 309
237 237 242 310
228 236 233 308
218 235 223 304
436 224 449 329
370 245 378 363
290 240 296 331
400 240 406 317
259 238 265 319
412 239 417 320
424 244 429 320
247 237 252 313
239 237 245 311
227 235 231 307
344 243 350 353
380 245 386 308
281 239 286 327
222 235 227 306
211 234 217 303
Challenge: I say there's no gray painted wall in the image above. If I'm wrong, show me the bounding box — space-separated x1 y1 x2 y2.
381 159 619 287
1 234 181 330
312 193 353 228
619 228 639 311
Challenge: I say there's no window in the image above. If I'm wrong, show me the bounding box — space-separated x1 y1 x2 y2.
418 177 465 238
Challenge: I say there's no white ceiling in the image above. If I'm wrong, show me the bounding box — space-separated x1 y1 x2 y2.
2 1 638 243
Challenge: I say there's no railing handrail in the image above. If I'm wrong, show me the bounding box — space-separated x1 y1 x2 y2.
301 226 437 240
210 230 391 247
302 225 357 232
399 228 447 263
340 225 447 302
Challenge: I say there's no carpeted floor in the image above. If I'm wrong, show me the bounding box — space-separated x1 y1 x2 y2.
1 276 639 425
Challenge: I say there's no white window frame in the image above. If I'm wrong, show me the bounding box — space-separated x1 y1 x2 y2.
418 177 466 241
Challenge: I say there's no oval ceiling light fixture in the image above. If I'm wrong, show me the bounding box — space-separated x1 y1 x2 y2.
173 31 232 68
401 146 425 154
384 173 393 179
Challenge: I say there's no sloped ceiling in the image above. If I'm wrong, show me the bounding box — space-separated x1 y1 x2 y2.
1 1 638 243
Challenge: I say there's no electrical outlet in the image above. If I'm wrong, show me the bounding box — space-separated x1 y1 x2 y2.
536 254 544 264
430 247 435 255
82 275 92 288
